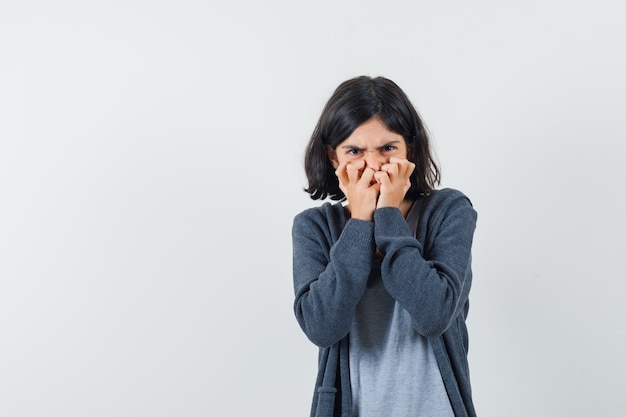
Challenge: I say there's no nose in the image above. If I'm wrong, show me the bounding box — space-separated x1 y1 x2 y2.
364 151 386 171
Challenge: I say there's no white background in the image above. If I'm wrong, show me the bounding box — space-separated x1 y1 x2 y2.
1 1 625 416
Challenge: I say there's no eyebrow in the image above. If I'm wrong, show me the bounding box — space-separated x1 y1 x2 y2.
339 141 402 151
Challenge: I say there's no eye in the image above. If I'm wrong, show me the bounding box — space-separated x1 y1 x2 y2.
382 145 397 152
346 148 361 156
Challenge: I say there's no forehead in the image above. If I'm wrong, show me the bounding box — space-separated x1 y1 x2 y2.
340 117 405 147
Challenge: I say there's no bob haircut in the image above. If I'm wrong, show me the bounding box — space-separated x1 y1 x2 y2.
304 75 441 201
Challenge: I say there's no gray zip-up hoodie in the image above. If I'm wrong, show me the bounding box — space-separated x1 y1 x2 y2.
292 188 478 417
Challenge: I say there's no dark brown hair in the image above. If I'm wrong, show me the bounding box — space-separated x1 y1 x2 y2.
304 75 440 200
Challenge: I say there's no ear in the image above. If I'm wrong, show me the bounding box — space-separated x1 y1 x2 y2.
327 146 339 169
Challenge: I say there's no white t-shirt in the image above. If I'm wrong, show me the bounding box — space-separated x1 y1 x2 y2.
349 265 455 417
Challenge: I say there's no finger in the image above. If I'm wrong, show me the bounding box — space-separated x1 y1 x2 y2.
401 160 416 178
360 167 377 186
389 156 408 164
389 157 410 169
374 171 391 186
381 162 399 179
346 160 365 183
334 161 349 183
404 178 412 194
334 161 351 196
388 158 415 180
407 161 416 176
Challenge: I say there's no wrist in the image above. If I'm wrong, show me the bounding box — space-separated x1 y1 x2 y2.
350 211 374 221
376 197 401 209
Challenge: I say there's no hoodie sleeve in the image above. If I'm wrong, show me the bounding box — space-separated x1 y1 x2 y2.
373 193 477 337
292 210 375 347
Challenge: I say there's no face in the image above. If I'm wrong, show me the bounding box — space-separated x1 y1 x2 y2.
327 116 408 171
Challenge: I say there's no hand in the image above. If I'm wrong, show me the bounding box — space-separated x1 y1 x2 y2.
374 157 415 209
335 160 380 221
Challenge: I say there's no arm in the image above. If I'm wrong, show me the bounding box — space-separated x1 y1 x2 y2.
374 195 477 337
292 211 375 347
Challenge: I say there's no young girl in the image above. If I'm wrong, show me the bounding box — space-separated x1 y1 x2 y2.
292 76 478 417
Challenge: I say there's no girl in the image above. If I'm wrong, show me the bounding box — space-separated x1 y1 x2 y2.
292 75 478 417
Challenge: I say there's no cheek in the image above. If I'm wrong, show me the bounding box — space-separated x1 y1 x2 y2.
331 154 356 169
337 154 360 165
